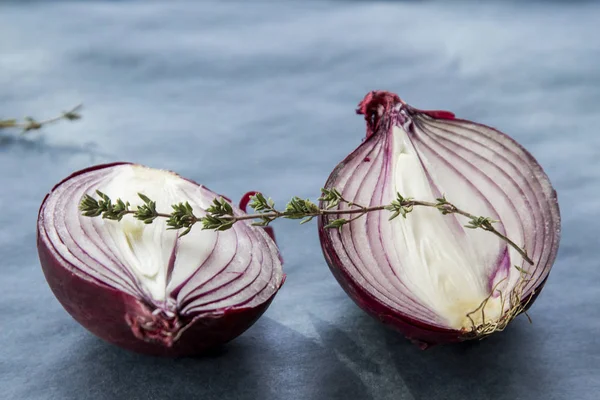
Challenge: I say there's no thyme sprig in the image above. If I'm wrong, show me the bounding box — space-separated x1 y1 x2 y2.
0 104 82 134
79 189 532 265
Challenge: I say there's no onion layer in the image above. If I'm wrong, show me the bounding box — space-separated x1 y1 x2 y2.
318 91 560 347
37 162 284 356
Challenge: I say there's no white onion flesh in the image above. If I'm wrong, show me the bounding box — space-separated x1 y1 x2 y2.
390 125 508 328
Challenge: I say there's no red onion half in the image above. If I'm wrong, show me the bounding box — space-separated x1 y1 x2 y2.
318 91 560 346
37 162 284 356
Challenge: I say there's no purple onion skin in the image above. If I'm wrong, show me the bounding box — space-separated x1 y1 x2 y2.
37 162 284 357
318 91 557 348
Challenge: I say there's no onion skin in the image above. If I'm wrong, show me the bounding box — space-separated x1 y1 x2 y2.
37 162 284 357
318 91 560 348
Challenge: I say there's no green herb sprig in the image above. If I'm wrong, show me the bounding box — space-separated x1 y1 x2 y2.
0 104 82 134
79 189 532 265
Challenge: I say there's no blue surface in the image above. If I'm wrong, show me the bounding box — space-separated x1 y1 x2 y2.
1 1 599 399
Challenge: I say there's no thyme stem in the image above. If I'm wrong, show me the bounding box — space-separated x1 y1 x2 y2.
79 189 533 265
0 104 82 133
221 205 386 221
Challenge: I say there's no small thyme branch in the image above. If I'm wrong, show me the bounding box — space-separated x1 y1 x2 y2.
0 104 82 134
319 188 368 211
78 189 533 265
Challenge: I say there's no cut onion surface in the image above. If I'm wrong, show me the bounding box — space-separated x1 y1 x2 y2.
318 91 560 347
37 162 284 356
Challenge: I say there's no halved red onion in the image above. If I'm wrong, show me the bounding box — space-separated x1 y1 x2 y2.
318 91 560 346
37 162 284 356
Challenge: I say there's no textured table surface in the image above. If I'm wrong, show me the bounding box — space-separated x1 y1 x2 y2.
1 1 599 399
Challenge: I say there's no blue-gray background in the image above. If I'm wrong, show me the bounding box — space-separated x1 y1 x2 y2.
1 1 598 399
